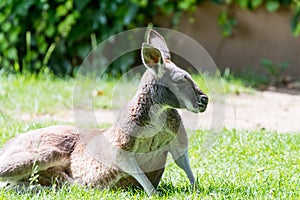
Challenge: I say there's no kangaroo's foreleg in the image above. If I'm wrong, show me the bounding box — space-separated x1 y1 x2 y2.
169 124 198 190
172 150 197 189
115 151 157 196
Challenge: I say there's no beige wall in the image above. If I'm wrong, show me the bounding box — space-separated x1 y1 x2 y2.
155 2 300 76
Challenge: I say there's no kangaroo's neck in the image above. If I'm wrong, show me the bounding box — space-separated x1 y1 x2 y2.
113 70 177 130
115 70 166 127
127 80 161 127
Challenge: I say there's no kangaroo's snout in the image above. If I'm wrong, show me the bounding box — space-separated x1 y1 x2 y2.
200 95 208 106
199 94 208 112
194 94 208 113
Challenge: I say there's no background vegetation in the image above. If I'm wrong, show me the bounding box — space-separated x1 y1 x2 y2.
0 0 299 77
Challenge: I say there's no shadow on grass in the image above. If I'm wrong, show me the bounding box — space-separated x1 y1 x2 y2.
157 182 192 194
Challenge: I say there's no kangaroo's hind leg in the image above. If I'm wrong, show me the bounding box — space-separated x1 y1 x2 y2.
0 146 72 184
0 126 78 186
37 166 74 186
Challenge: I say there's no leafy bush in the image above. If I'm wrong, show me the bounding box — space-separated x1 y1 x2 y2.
0 0 200 76
261 58 289 85
0 0 299 76
291 0 300 36
218 0 300 38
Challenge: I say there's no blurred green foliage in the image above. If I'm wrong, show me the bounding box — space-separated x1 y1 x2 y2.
0 0 200 76
291 0 300 36
0 0 299 76
223 0 290 11
218 11 238 37
261 58 289 85
218 0 300 38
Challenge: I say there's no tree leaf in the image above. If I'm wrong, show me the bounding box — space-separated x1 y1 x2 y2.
124 4 138 25
74 0 90 11
266 1 280 12
6 47 18 60
251 0 263 9
237 0 249 9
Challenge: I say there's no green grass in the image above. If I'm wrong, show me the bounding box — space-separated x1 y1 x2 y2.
0 73 253 116
0 75 74 114
0 117 299 199
0 75 298 199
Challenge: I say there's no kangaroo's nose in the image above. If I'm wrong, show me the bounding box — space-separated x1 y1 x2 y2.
200 95 209 105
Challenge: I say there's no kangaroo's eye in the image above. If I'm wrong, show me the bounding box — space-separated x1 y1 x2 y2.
172 73 187 84
175 75 189 84
174 78 185 84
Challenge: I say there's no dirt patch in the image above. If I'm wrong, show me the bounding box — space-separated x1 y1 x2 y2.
197 91 300 133
17 91 300 133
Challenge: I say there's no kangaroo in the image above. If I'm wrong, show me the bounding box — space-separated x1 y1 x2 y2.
0 29 208 196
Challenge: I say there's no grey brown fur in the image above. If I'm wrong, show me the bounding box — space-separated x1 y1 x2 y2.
0 30 208 195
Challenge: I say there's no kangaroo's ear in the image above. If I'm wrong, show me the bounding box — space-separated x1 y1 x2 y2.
147 29 170 60
141 43 165 76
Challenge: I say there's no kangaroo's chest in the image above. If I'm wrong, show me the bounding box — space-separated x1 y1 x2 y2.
108 109 182 168
131 130 174 153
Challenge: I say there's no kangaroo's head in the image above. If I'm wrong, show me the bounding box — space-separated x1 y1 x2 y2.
140 29 208 113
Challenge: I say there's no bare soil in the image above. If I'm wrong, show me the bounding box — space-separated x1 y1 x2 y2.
18 91 300 133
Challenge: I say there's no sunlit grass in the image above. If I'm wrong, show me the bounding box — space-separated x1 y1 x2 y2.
0 73 254 115
0 118 299 199
0 74 298 199
0 75 74 114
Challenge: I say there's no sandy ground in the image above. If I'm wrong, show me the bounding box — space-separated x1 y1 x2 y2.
19 91 300 133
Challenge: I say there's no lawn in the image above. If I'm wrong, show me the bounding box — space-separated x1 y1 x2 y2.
0 75 299 199
0 119 299 199
0 73 253 115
